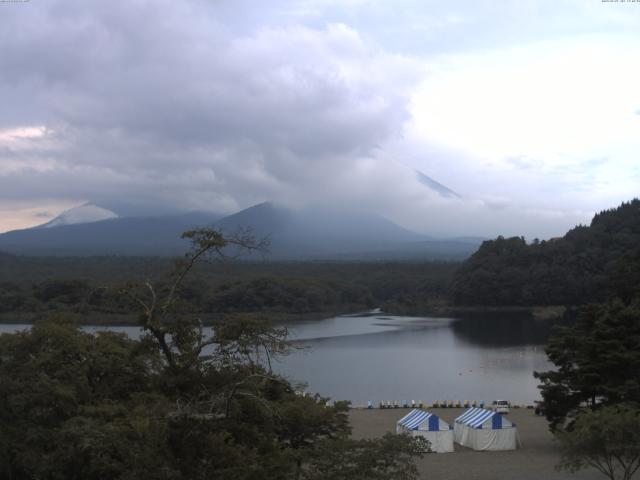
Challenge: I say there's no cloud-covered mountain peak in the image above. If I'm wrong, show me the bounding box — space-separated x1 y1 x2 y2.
415 170 460 199
40 203 119 229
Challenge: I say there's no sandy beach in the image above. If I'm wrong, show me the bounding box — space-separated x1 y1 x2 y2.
349 408 604 480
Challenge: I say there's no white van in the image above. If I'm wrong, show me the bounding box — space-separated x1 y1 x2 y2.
492 400 510 414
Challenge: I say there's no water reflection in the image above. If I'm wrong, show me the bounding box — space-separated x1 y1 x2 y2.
450 315 565 347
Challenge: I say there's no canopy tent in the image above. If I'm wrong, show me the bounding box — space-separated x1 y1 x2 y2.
396 409 454 453
454 407 519 451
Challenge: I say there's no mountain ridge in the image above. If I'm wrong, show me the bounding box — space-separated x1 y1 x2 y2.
0 201 481 260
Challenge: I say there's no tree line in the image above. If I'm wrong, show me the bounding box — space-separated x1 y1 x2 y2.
451 199 640 306
0 256 457 323
510 201 640 480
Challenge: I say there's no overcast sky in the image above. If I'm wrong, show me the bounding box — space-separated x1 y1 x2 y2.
1 0 639 237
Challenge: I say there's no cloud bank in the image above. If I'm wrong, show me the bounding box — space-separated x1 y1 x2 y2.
1 0 639 238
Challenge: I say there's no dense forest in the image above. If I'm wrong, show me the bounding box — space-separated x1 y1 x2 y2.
0 230 427 479
0 253 457 323
451 199 640 306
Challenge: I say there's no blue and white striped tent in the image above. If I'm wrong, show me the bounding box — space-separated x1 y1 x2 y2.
456 407 511 429
396 409 454 453
454 408 519 451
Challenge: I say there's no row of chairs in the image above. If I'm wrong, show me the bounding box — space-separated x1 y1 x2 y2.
373 400 485 409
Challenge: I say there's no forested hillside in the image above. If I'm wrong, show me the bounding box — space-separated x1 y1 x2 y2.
0 255 457 323
451 199 640 306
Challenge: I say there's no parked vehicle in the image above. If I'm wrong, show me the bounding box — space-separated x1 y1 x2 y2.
534 400 544 416
491 399 510 414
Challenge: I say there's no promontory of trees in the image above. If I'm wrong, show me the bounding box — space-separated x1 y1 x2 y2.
0 255 457 324
451 199 640 307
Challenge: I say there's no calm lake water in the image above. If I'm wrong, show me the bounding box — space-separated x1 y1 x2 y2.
278 311 554 405
0 311 555 405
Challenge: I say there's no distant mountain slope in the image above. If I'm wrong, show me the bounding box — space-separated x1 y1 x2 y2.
415 170 460 198
214 202 294 238
39 203 119 229
216 202 481 260
451 199 640 306
212 202 444 259
0 251 17 264
0 212 223 255
0 202 481 260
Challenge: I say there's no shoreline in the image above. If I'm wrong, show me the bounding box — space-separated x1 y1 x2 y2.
349 408 601 480
0 306 371 327
348 402 538 410
384 304 569 321
0 304 570 327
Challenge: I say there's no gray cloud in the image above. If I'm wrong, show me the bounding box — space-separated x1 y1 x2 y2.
0 0 417 213
0 0 635 238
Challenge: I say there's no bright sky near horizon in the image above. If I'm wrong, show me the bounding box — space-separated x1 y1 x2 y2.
1 0 639 237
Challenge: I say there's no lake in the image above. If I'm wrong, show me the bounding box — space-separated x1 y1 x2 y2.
277 311 554 405
0 311 554 405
